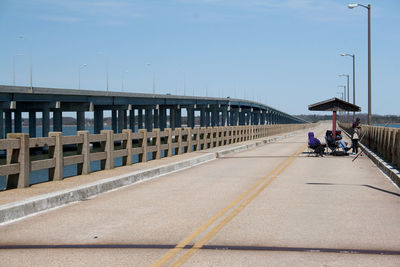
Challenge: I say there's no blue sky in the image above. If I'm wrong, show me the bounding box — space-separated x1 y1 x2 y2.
0 0 399 115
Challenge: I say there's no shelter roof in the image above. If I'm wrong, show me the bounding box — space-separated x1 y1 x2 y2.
308 97 361 112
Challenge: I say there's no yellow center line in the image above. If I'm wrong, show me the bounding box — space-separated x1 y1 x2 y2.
170 145 306 266
151 149 296 267
152 129 319 267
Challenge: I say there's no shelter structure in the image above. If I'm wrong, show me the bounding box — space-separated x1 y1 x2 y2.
308 97 361 139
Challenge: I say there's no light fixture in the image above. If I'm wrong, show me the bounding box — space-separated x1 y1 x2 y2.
10 101 16 109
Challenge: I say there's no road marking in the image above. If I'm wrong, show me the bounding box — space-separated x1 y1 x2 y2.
170 145 305 266
152 138 307 267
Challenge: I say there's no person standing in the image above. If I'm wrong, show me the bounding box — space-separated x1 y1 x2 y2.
351 118 361 154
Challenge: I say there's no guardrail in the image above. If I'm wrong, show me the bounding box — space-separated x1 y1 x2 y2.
1 124 312 190
340 123 400 169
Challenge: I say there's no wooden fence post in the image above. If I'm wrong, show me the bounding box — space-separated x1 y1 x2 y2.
177 128 183 155
100 130 114 170
122 129 132 165
186 128 192 153
153 129 161 159
166 128 173 157
209 127 214 149
390 130 397 165
215 127 220 147
139 129 148 162
6 133 30 189
77 130 90 175
395 129 400 168
49 132 63 181
195 128 200 151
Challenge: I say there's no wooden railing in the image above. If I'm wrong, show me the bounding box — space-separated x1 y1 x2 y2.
340 123 400 168
0 124 312 190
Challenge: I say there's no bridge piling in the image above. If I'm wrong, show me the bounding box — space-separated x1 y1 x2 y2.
111 110 117 133
94 108 103 134
0 111 3 139
76 111 85 131
42 108 50 137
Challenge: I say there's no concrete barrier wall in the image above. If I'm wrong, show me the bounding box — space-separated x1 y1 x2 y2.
340 123 400 169
0 124 312 190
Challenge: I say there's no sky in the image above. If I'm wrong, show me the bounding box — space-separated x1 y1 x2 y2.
0 0 399 115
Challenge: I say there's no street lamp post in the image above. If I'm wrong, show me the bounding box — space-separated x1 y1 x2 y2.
78 64 87 89
348 3 371 125
146 63 155 94
339 74 350 122
341 53 356 121
98 52 109 91
19 35 32 92
13 54 24 86
121 70 128 92
184 73 186 96
338 85 346 120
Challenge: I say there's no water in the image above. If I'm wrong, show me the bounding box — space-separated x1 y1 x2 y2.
1 126 181 190
20 125 108 137
375 124 400 128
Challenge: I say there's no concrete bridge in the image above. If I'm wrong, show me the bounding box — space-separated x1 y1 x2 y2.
0 85 306 139
0 122 399 266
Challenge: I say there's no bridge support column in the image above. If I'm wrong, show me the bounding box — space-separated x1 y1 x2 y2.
154 108 159 129
239 109 245 126
118 109 125 133
137 108 143 129
129 109 136 132
159 107 167 130
14 111 22 133
42 108 50 137
5 111 12 136
260 111 265 125
145 108 153 132
247 110 251 125
221 107 227 126
254 110 260 125
77 111 85 131
187 107 194 128
53 110 62 132
200 107 206 127
174 107 181 128
211 108 218 127
94 108 104 134
0 111 3 139
229 109 235 126
170 107 175 130
206 108 211 127
123 110 128 129
112 110 117 133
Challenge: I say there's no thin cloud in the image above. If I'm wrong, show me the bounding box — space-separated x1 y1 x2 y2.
35 15 84 23
33 0 143 25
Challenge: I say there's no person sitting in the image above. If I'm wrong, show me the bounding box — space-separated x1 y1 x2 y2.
336 133 351 153
308 132 324 157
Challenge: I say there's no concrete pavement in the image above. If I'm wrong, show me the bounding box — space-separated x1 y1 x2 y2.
0 122 399 266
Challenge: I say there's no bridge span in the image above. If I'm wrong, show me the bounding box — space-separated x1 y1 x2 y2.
0 85 305 139
1 122 399 266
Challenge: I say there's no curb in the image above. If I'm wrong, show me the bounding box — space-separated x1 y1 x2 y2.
357 143 400 188
0 152 216 225
0 129 307 224
340 127 400 189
